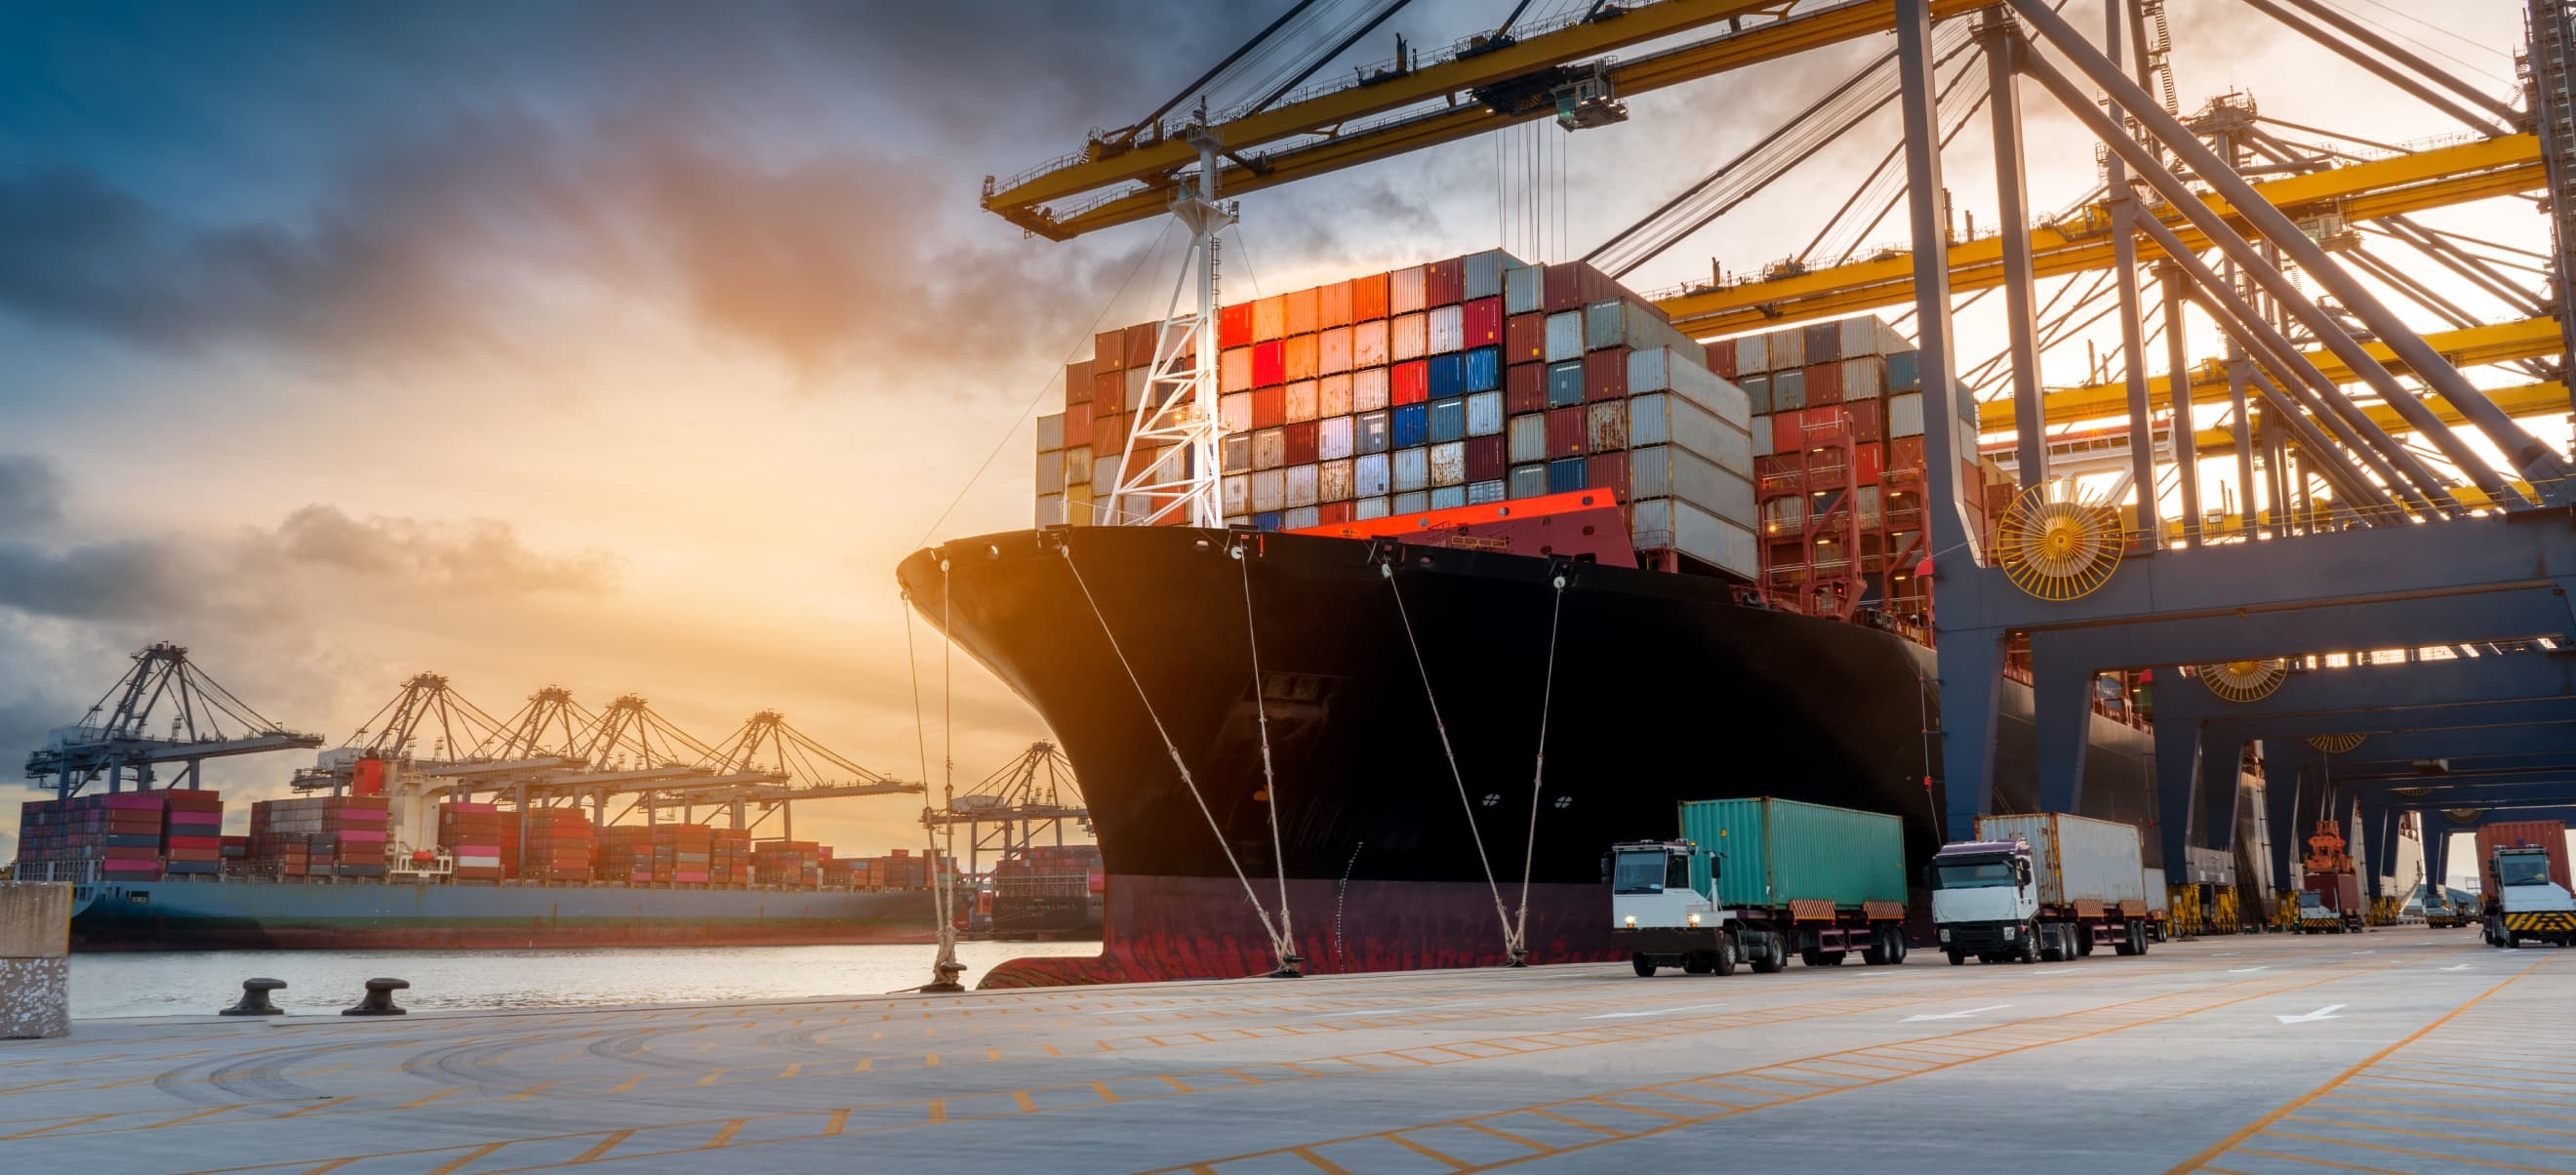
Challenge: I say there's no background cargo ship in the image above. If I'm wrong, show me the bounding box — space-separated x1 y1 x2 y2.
913 250 2252 989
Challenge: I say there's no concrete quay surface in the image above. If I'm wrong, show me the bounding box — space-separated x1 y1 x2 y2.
0 927 2567 1174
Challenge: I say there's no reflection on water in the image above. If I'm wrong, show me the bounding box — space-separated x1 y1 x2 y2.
71 941 1104 1018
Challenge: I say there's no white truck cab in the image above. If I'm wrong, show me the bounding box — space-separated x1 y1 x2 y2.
2488 847 2576 948
1927 838 2038 964
1608 840 1735 976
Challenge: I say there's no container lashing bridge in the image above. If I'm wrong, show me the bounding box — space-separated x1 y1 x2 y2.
987 0 2576 912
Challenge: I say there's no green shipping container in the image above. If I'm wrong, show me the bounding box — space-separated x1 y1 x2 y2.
1678 797 1907 909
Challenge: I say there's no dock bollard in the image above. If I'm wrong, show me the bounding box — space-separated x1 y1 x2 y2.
342 978 410 1017
1 881 73 1039
221 978 288 1017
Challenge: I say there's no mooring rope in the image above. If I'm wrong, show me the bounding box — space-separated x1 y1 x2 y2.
1235 538 1298 956
1509 572 1569 961
1060 542 1297 972
1382 561 1520 959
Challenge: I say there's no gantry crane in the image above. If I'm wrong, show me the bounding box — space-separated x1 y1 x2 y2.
923 742 1091 878
22 643 322 800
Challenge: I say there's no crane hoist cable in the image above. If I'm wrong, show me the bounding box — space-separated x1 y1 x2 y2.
1382 558 1521 960
1059 541 1302 975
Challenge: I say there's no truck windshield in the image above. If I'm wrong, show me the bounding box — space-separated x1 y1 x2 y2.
2297 891 2325 909
1932 860 2016 889
2497 853 2553 887
1613 852 1671 895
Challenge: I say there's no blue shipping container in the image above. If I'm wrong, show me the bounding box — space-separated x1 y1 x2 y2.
1547 361 1585 408
1547 456 1589 494
1391 402 1430 448
1428 353 1465 400
1464 345 1502 393
1429 398 1468 444
1254 510 1284 532
1886 349 1920 391
1742 373 1772 416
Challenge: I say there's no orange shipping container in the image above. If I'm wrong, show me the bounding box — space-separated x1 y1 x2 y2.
1318 373 1354 418
1284 334 1318 382
1284 286 1318 337
1221 347 1254 394
1285 380 1319 425
1318 325 1352 374
1351 319 1389 368
1351 272 1389 321
1318 279 1354 327
1253 295 1288 342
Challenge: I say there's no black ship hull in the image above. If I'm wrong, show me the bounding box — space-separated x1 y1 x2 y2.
899 526 2160 987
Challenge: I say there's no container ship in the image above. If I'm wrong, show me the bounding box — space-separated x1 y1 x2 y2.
17 789 949 951
906 250 2242 989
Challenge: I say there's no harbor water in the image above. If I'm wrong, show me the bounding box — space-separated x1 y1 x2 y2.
67 941 1102 1018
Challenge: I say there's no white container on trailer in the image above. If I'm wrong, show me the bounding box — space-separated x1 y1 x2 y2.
1977 814 2147 907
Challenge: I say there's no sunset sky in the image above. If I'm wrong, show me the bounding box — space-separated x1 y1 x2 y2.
0 0 2546 864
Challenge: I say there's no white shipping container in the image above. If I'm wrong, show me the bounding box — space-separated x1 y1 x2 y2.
1354 452 1392 497
1628 444 1752 528
1250 468 1286 513
1468 479 1507 505
1628 345 1751 431
2142 868 2170 915
1222 474 1251 516
1508 413 1550 464
1466 390 1505 436
1839 356 1884 401
1355 495 1391 520
1544 311 1585 363
1220 391 1253 434
1975 813 2148 907
1317 458 1354 502
1628 392 1746 473
1751 414 1775 458
1393 446 1430 492
1063 446 1094 487
1733 334 1767 375
1393 490 1429 515
1035 451 1065 494
1889 392 1925 438
1429 440 1467 487
1285 463 1319 508
1428 304 1465 353
1629 498 1758 579
1838 313 1911 358
1035 493 1065 527
1282 506 1321 530
1767 325 1805 371
1318 415 1355 460
1352 366 1390 413
1429 485 1467 510
1285 380 1318 424
1037 413 1066 453
1504 263 1546 315
1253 427 1287 469
1092 453 1121 497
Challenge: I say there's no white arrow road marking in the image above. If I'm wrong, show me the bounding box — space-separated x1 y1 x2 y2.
2350 951 2375 955
1904 1004 2012 1022
2228 966 2272 973
1586 1002 1726 1020
2439 964 2473 972
2210 952 2239 957
2033 968 2077 975
2277 1004 2348 1025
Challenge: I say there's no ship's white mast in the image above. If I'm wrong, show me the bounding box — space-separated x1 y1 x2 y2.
1109 119 1231 528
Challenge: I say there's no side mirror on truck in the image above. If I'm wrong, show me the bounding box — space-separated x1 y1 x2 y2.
2013 859 2033 887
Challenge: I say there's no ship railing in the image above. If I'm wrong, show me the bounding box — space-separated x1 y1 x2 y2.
6 859 100 884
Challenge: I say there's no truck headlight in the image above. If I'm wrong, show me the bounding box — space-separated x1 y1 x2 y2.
1938 928 1950 943
1624 915 1635 926
1687 912 1701 926
2003 925 2017 939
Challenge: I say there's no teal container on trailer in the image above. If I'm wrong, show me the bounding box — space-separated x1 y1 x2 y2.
1678 797 1907 909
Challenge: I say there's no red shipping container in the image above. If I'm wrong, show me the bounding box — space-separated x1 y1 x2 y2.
2475 820 2572 901
1507 363 1548 415
1095 410 1130 449
1063 401 1095 448
1219 304 1254 349
1505 313 1547 364
1253 294 1287 342
1544 263 1586 311
1589 451 1631 503
1253 341 1286 387
1391 359 1429 405
1467 434 1507 482
1854 442 1885 486
1284 286 1319 337
1092 369 1124 412
1318 500 1355 524
1546 406 1587 457
1352 272 1389 321
1847 398 1885 443
1319 280 1354 328
1125 322 1158 368
1283 421 1319 466
1251 387 1286 430
1462 298 1504 347
1584 349 1629 403
1709 344 1738 379
1427 257 1465 306
1888 435 1927 473
1805 361 1844 405
1095 329 1127 372
1771 413 1803 454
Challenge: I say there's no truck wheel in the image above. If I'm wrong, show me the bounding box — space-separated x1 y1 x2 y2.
1751 937 1786 974
2113 929 2136 957
1863 929 1891 966
1682 954 1711 975
1948 949 1965 966
1713 933 1739 976
1889 929 1909 964
2076 928 2096 957
2018 933 2040 964
2039 929 2066 963
1798 947 1822 967
2135 922 2151 955
1632 953 1657 977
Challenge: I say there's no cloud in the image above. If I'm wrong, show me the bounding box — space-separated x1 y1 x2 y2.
0 455 64 534
264 506 621 595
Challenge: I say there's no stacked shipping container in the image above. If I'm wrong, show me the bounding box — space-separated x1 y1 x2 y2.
248 795 390 877
520 808 595 882
15 791 205 881
438 802 508 880
1034 253 1762 578
162 790 223 876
